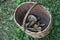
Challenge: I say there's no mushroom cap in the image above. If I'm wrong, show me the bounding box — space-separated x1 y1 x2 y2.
28 15 37 22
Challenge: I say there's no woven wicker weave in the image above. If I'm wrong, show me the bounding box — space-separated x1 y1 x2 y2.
14 2 52 38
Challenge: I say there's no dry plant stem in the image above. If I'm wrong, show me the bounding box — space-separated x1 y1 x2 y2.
22 3 38 31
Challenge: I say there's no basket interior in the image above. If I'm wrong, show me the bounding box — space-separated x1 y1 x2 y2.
15 3 50 31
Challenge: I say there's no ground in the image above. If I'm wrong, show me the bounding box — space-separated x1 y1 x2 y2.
0 0 60 40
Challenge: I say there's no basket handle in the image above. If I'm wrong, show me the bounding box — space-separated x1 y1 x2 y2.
22 2 39 31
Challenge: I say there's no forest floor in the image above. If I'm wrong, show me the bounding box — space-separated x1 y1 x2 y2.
0 0 60 40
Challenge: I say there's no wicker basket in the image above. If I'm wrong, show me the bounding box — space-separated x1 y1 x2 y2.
14 2 52 38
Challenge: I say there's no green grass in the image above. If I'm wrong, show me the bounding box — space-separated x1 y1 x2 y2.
0 0 60 40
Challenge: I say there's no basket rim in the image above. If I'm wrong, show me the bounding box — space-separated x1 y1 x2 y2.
14 2 52 33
